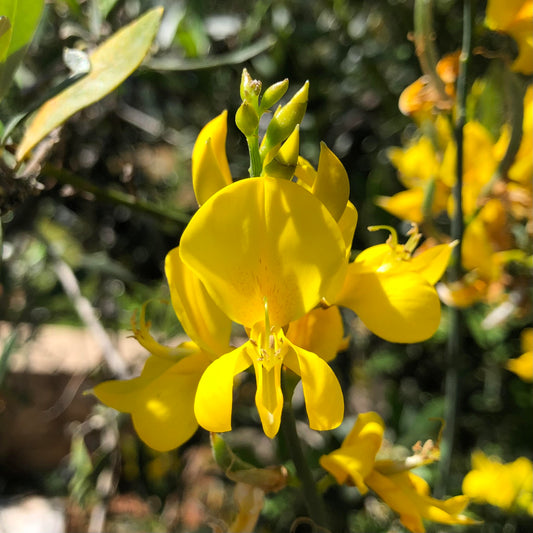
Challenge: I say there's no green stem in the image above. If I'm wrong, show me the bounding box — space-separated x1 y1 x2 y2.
43 164 190 226
497 70 526 179
413 0 451 108
438 0 472 496
280 391 329 529
247 133 262 177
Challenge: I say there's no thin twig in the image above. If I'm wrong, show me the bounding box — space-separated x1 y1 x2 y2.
42 164 190 227
438 0 472 496
413 0 452 109
280 385 330 530
40 232 129 379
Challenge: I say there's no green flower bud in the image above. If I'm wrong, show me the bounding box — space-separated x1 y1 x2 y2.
263 125 299 179
240 68 262 107
210 433 287 493
260 81 309 158
235 101 260 137
260 79 289 112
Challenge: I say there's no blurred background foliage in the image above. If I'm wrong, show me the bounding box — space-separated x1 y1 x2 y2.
0 0 531 532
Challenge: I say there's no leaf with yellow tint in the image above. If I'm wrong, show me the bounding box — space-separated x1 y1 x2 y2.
16 6 163 160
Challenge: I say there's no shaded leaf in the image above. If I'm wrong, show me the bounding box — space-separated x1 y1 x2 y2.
148 34 276 71
16 6 164 160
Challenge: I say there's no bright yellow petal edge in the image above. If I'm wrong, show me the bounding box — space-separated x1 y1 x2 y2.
93 350 211 451
180 176 347 329
192 110 233 205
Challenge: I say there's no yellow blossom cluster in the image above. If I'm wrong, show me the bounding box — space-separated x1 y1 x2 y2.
93 72 454 449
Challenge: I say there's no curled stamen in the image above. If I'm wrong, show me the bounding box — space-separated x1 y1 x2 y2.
132 300 197 360
368 225 399 249
404 223 422 254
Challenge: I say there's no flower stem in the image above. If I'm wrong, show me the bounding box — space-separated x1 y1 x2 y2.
247 132 263 177
438 0 472 496
280 394 329 529
43 164 190 226
413 0 451 108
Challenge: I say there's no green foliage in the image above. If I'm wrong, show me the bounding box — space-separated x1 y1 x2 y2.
0 1 531 532
0 0 44 100
16 6 163 159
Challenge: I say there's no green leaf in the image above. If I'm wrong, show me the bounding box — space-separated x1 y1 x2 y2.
16 6 164 161
0 0 44 100
68 433 95 506
147 34 276 71
96 0 120 20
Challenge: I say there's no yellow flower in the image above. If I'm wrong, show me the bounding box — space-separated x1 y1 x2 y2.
295 149 451 344
462 450 533 515
382 118 507 223
334 226 455 343
93 248 232 451
398 51 460 117
506 328 533 382
179 176 347 438
509 85 533 187
320 412 477 533
378 135 449 224
486 0 533 75
439 198 527 308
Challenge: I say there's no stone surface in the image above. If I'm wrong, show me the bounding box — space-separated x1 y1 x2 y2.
0 496 66 533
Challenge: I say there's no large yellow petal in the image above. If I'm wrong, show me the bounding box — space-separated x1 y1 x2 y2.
180 177 347 328
284 338 343 431
286 306 345 362
165 246 232 357
252 359 284 438
94 351 210 451
192 111 232 205
336 266 441 343
194 344 252 433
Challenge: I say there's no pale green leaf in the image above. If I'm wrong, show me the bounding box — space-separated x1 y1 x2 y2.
0 0 44 100
16 6 164 160
0 0 43 60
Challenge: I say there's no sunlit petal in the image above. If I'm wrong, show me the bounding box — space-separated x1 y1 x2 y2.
165 246 232 356
192 111 233 205
252 358 284 438
337 266 441 343
94 351 210 451
180 177 347 328
294 155 316 190
338 201 358 256
286 306 346 362
367 470 477 533
409 242 455 285
284 338 343 431
319 412 384 493
194 344 252 432
313 142 350 221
